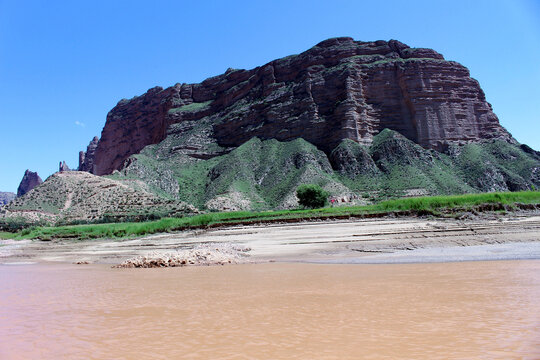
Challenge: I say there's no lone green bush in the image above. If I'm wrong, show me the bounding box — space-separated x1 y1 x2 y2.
296 184 329 209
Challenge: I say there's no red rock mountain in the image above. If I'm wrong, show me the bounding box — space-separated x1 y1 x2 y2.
91 37 512 175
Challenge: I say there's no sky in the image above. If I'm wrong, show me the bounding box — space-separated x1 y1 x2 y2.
0 0 539 193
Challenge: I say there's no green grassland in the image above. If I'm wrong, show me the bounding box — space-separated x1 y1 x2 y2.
3 191 539 241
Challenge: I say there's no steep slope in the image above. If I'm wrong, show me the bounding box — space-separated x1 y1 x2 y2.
78 136 99 172
334 130 539 198
2 171 197 224
17 170 43 197
90 37 512 175
110 130 539 210
111 135 350 211
450 140 540 192
202 137 348 210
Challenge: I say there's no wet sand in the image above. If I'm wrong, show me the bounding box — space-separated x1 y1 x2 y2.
1 260 539 359
1 213 539 265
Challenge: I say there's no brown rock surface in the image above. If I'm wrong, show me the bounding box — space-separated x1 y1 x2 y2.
92 37 512 175
78 136 99 173
17 170 43 197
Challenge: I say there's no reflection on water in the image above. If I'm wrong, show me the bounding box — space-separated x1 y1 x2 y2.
1 261 539 359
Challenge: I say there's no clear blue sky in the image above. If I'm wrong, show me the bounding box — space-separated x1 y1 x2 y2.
1 0 539 193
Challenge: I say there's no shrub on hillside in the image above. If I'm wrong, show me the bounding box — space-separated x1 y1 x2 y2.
296 184 329 209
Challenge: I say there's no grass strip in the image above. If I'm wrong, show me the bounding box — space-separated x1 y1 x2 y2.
3 191 539 241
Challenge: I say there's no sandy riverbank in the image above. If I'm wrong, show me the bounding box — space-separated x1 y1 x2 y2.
1 212 539 265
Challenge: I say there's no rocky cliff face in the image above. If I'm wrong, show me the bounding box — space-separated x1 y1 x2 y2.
92 37 512 175
17 170 43 197
78 136 99 173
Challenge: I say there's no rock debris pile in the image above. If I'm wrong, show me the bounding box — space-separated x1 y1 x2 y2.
114 244 251 268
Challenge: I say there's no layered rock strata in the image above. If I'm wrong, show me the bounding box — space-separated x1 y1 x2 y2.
91 37 512 175
17 170 43 197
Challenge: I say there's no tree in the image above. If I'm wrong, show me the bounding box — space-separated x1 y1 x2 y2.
296 184 329 209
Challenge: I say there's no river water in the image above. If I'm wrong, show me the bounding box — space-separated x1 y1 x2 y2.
1 260 539 359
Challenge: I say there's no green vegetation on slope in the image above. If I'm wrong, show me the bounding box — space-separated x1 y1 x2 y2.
4 191 539 241
453 140 540 191
117 128 539 211
117 136 347 210
203 137 340 210
337 129 475 197
334 129 539 199
168 100 212 114
98 117 540 214
5 128 538 229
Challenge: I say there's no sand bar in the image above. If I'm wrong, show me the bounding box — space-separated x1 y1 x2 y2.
1 212 539 265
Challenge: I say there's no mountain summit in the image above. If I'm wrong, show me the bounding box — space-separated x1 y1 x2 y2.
3 38 538 224
89 37 512 176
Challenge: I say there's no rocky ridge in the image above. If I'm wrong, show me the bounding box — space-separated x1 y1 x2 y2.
113 130 539 211
3 171 197 224
17 170 43 197
90 37 512 176
5 130 539 221
59 161 70 172
78 136 99 173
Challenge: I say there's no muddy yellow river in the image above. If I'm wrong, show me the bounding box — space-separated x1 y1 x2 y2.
1 260 539 359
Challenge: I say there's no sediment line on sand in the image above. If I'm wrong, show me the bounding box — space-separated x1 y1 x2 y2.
1 213 539 266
